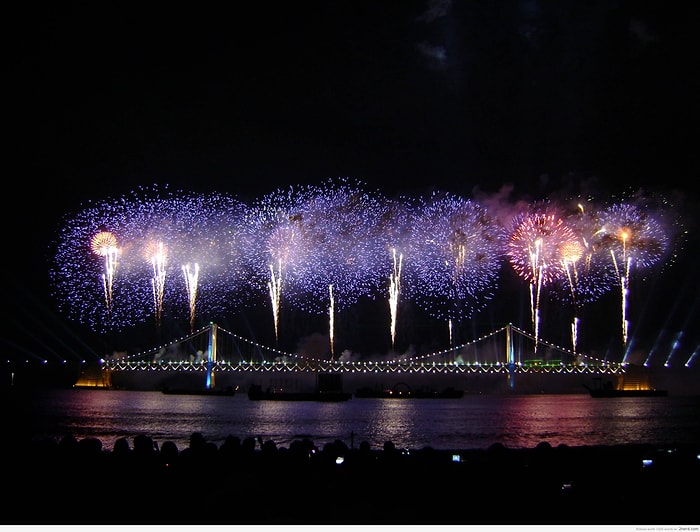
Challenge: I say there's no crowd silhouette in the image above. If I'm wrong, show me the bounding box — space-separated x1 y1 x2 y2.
3 430 697 525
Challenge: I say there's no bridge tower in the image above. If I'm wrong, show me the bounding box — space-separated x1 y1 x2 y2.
506 323 516 391
205 322 217 389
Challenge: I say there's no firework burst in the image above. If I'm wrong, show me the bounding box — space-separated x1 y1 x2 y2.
50 185 248 333
507 208 579 350
593 201 669 347
49 182 684 364
409 191 505 342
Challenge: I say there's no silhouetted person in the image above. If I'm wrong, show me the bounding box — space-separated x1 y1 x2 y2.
76 437 103 465
241 436 257 455
160 440 179 469
58 434 79 457
260 439 278 455
130 434 160 483
113 437 131 456
220 434 241 455
218 434 242 469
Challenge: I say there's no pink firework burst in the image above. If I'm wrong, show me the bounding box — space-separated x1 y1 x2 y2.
507 212 579 286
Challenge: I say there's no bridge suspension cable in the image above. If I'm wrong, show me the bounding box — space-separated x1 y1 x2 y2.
102 322 624 378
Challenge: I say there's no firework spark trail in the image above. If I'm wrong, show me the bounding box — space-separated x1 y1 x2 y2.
560 241 583 302
242 183 320 339
507 211 578 352
170 190 250 321
328 284 335 360
52 186 166 331
182 262 199 333
560 239 584 352
552 200 619 352
530 239 543 349
52 185 285 334
613 244 631 347
594 202 669 350
90 231 119 311
147 241 167 328
287 177 386 315
50 183 685 366
268 260 282 344
375 195 414 352
409 191 505 342
388 248 402 351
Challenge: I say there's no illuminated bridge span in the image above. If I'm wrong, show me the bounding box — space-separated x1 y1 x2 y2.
102 323 625 383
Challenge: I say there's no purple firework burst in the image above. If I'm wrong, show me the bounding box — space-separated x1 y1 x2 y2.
408 190 506 322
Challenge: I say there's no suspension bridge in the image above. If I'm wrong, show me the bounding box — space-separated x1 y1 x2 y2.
98 322 626 392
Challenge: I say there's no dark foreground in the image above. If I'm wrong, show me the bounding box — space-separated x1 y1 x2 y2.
2 432 698 526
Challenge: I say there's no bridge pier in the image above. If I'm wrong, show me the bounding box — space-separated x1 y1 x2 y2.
506 323 515 391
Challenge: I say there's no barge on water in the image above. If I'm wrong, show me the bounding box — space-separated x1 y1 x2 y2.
247 373 351 402
583 366 668 398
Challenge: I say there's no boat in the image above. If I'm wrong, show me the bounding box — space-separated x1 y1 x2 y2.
354 383 465 399
162 385 236 396
247 384 351 401
583 383 668 397
247 373 351 402
583 367 668 397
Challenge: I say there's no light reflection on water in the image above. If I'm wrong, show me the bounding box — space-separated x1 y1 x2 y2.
9 389 699 453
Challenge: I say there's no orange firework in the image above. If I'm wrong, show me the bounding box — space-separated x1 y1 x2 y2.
560 241 584 264
91 231 118 255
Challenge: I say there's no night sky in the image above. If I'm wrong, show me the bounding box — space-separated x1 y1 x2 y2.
5 1 699 374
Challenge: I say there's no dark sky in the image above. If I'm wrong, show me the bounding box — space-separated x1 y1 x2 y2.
4 1 699 371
